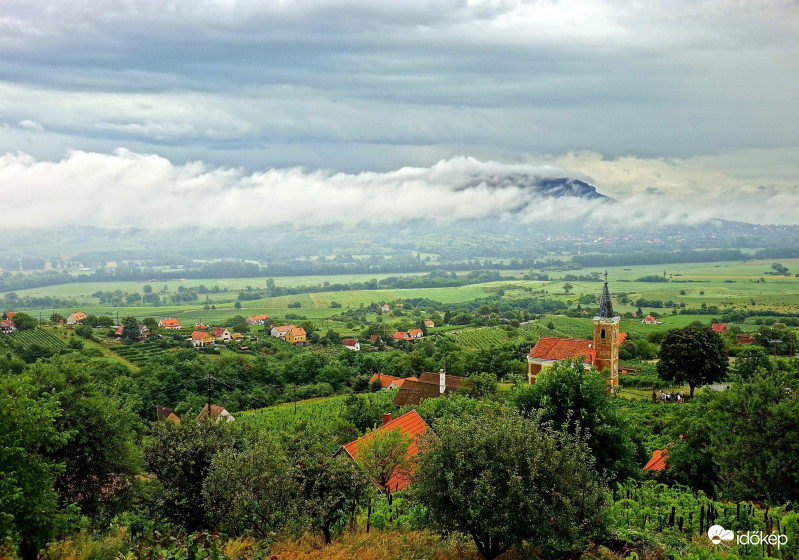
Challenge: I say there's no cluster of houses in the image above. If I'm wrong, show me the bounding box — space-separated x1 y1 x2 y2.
392 328 424 342
0 312 16 333
270 324 307 345
191 326 243 347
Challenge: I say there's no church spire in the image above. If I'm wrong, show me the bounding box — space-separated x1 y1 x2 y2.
597 271 614 318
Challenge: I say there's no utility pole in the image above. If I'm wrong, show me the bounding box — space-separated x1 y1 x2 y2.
207 370 212 419
767 338 782 358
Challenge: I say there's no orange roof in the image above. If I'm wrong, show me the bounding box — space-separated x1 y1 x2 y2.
619 332 628 345
393 376 418 388
342 338 359 346
711 323 728 333
160 318 181 327
370 373 400 388
643 447 669 471
409 329 423 337
529 337 595 362
194 324 208 329
393 331 408 339
290 327 306 336
424 320 434 327
210 327 228 337
338 410 430 493
191 330 212 340
274 325 295 332
247 314 269 321
70 312 87 320
5 312 14 319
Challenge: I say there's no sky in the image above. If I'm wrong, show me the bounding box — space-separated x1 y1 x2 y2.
1 0 798 229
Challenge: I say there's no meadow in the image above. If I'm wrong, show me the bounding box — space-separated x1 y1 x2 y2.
4 259 799 326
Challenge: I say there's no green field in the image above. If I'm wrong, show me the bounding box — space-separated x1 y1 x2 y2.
5 259 799 325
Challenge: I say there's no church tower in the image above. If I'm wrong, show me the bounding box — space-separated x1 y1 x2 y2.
593 272 620 388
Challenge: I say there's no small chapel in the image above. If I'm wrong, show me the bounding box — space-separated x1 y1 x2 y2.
527 274 624 388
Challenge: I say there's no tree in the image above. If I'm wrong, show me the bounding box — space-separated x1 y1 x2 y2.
355 427 412 495
284 431 369 544
234 301 242 309
11 312 37 331
143 419 240 532
562 282 573 294
0 373 72 560
121 316 140 343
511 359 640 480
142 284 153 294
203 436 297 538
656 325 728 397
729 346 773 379
26 359 142 519
412 406 606 560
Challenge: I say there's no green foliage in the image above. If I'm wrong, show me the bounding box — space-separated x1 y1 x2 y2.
26 358 143 519
512 360 642 481
10 312 38 331
657 325 728 397
203 434 297 538
355 427 412 494
0 373 73 560
142 419 241 532
412 405 607 560
121 316 140 343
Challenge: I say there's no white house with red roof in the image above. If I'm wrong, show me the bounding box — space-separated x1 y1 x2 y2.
334 410 430 493
408 328 424 339
245 314 270 325
66 312 87 325
159 318 181 329
368 373 417 390
210 327 231 342
270 324 295 338
191 331 215 347
342 338 360 351
642 315 657 324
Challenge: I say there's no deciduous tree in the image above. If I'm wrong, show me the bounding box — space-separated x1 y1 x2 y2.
656 325 728 397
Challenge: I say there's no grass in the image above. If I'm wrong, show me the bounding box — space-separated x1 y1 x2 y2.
6 260 799 327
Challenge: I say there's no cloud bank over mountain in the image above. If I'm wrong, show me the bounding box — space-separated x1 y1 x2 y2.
2 150 798 231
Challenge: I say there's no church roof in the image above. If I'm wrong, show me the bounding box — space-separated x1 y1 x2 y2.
528 337 596 363
597 273 615 319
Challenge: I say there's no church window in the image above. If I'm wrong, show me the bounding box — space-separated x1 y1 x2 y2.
600 329 606 340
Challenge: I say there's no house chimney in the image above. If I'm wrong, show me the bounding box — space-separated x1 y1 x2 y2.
439 368 446 394
382 413 393 426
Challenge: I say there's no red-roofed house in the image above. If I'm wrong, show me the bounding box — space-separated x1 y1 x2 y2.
115 324 150 340
369 373 417 390
643 447 669 472
737 334 756 345
424 320 435 328
271 325 295 338
191 331 215 347
408 328 424 339
196 404 235 423
194 323 208 330
245 314 270 325
159 318 181 329
642 315 657 324
5 312 15 319
210 327 231 342
0 319 15 334
393 331 410 341
334 410 430 493
370 335 379 343
67 312 88 325
342 338 360 351
711 323 728 333
285 327 306 345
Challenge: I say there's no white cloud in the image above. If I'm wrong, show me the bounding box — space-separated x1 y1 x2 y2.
18 119 43 131
2 149 799 233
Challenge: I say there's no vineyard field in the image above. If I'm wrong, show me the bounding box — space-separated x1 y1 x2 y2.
7 328 68 351
239 391 396 434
